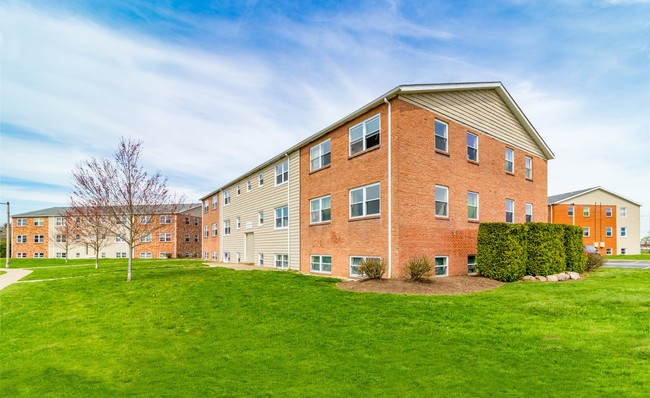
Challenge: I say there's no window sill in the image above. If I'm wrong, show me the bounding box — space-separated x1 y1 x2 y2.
525 177 533 182
274 227 289 231
467 159 479 165
348 145 381 160
309 221 332 227
435 149 450 157
506 171 515 176
349 215 381 222
309 164 331 175
467 219 480 224
311 270 332 275
435 216 449 221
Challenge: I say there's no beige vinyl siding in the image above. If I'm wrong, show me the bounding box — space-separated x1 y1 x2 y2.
221 151 300 268
400 90 547 159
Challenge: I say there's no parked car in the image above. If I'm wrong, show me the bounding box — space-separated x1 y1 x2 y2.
583 245 599 254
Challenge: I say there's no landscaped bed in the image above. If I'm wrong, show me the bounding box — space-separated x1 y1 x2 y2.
339 275 504 295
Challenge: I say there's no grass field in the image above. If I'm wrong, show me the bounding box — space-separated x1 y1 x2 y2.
1 259 648 397
606 253 650 261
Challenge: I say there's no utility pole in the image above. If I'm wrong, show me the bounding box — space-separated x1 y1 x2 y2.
3 202 9 268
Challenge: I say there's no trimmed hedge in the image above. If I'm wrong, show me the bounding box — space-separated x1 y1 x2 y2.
476 223 527 282
526 223 566 276
564 225 587 273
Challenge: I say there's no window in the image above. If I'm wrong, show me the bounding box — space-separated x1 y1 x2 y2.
275 254 289 269
55 217 66 226
435 185 449 217
204 252 209 260
236 184 241 196
621 227 627 237
223 252 230 262
116 252 127 258
583 207 590 217
435 256 448 276
350 183 380 218
258 211 264 226
621 248 627 255
236 253 241 263
160 215 172 224
350 115 380 155
606 227 613 237
115 235 124 243
605 207 612 217
259 253 264 266
185 217 190 225
505 148 514 173
54 234 66 243
34 252 44 258
56 252 66 258
159 252 172 259
17 218 27 227
212 196 218 210
212 252 217 260
34 235 44 243
310 139 331 171
621 207 627 218
259 172 264 186
467 132 478 161
310 195 332 224
568 206 574 216
236 217 241 230
16 235 27 243
224 220 231 235
117 215 127 224
101 252 106 258
583 227 590 237
350 256 380 277
275 160 289 185
16 253 27 258
467 192 479 220
139 233 151 243
525 156 533 179
506 199 514 223
203 225 209 238
224 190 231 205
140 215 152 224
311 255 332 273
194 218 199 226
468 255 477 274
212 223 218 236
204 200 209 213
434 120 448 152
34 218 44 226
525 203 533 223
185 234 190 242
275 207 289 229
194 234 199 243
159 233 172 242
140 252 152 259
606 248 612 255
246 179 251 192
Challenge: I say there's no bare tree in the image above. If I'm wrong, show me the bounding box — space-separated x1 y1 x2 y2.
71 137 183 281
67 204 113 269
50 211 77 263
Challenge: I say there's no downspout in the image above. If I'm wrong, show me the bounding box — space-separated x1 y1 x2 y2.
285 153 290 270
384 97 393 278
219 189 223 260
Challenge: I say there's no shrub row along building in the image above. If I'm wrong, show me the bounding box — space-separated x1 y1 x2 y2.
200 82 555 278
11 204 202 259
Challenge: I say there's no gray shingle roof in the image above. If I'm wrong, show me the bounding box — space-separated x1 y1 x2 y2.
13 203 201 218
547 187 598 205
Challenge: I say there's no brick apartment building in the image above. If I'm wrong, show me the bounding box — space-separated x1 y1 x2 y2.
548 187 642 255
11 204 202 259
201 82 554 278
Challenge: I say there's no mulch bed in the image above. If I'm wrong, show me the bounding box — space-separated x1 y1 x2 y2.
338 275 504 295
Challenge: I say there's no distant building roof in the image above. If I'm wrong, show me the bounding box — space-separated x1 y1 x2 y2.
548 186 642 206
12 203 201 218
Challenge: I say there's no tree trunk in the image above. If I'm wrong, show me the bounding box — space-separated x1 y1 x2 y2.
95 252 99 269
127 245 133 281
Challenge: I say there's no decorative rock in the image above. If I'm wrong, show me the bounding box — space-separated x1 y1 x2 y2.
546 275 559 282
566 272 580 280
556 273 569 281
535 276 547 282
522 275 537 282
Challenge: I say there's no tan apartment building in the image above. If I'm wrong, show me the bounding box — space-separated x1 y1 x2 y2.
12 204 202 259
202 82 554 278
548 187 642 255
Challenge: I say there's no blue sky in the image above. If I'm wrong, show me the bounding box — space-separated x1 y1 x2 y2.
1 0 649 235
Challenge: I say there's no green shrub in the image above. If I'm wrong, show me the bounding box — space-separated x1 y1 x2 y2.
358 258 387 280
586 253 606 271
564 225 587 273
525 223 566 276
405 256 435 282
477 223 527 282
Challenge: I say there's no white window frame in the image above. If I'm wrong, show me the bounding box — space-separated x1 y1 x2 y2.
56 252 66 259
16 252 27 258
350 255 380 277
620 207 627 218
310 255 332 274
275 206 289 229
223 252 230 262
236 217 241 230
310 139 332 171
212 252 218 260
310 195 332 224
185 234 190 242
349 183 380 219
140 233 152 243
203 225 209 238
525 156 533 179
140 215 152 224
506 199 515 224
212 223 218 236
159 252 171 259
236 253 241 263
115 235 124 243
620 227 627 237
204 200 209 213
259 253 264 266
275 254 289 269
34 234 44 243
583 206 590 217
349 114 380 156
159 233 172 242
224 220 231 236
34 218 44 226
55 217 66 226
621 248 627 255
466 132 478 162
467 191 479 220
434 120 448 152
259 172 264 187
275 160 289 186
606 227 613 237
505 148 514 173
212 196 218 210
525 203 533 223
17 218 27 227
583 227 590 237
16 235 27 243
160 215 172 224
34 252 44 258
258 211 264 226
140 252 152 259
55 234 66 243
468 255 477 274
568 206 574 216
435 185 449 218
605 207 612 217
606 248 612 255
435 256 448 276
224 190 231 205
236 184 241 196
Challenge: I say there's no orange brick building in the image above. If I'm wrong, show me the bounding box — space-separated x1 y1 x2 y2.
203 82 554 278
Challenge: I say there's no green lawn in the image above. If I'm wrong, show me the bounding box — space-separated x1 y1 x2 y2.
1 260 648 397
606 253 650 260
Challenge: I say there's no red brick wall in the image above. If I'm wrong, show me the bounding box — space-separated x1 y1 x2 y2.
11 217 49 258
175 213 202 258
548 203 617 254
202 194 220 260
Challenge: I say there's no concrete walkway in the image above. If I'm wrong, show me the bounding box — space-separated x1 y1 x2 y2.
205 262 280 271
0 268 33 291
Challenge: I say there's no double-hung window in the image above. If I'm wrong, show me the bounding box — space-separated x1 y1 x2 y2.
525 203 533 223
606 227 613 237
212 223 218 236
583 227 590 237
467 132 478 161
435 256 448 276
16 235 27 243
204 201 209 213
435 185 449 217
568 206 574 216
34 234 44 243
258 211 264 226
467 192 479 220
310 195 331 224
212 196 218 210
140 215 152 224
310 255 332 273
224 190 231 205
605 207 612 217
259 172 264 186
140 233 152 243
203 225 209 238
275 254 289 269
621 207 627 218
34 218 44 226
236 185 241 196
349 115 380 155
159 233 171 242
236 217 241 230
583 206 590 217
55 234 66 242
275 161 289 185
310 139 331 171
525 156 533 179
350 183 380 218
506 199 514 223
505 148 514 173
275 206 289 229
56 217 66 226
621 227 627 237
435 120 448 152
17 218 27 227
224 220 231 235
160 215 171 224
246 179 251 192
